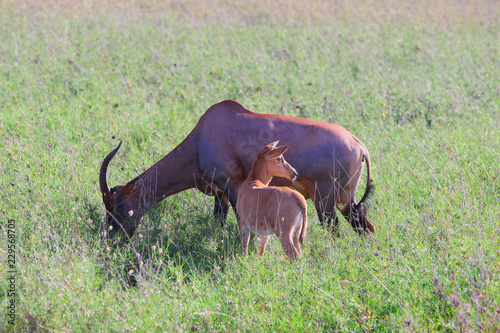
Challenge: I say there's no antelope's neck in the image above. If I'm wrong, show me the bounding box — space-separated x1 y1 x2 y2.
131 140 198 204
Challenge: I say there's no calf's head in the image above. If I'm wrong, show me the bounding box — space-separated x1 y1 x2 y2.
99 142 143 237
256 141 298 181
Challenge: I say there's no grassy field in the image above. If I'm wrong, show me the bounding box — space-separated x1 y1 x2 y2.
1 0 499 331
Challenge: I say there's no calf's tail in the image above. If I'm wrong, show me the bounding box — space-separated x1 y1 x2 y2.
298 200 308 244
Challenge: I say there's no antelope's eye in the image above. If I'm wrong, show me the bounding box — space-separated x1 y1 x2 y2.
277 157 283 163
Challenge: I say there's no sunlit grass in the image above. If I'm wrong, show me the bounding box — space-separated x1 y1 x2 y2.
1 0 499 331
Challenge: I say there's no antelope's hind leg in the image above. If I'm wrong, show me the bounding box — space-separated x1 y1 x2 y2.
340 202 375 235
314 196 340 237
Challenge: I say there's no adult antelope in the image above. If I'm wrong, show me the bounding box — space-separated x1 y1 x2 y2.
236 141 307 260
100 100 374 237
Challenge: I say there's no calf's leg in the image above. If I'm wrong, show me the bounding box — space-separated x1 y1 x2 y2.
280 234 299 260
240 228 251 256
292 233 302 256
258 235 270 256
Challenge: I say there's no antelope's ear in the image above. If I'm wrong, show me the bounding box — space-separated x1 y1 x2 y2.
118 184 134 197
119 178 143 198
266 145 289 159
365 217 375 233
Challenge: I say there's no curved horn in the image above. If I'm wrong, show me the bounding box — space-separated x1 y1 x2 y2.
99 141 122 194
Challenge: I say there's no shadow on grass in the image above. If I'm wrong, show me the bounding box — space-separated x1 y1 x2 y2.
83 196 244 288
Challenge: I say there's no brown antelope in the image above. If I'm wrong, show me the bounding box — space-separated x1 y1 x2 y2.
236 142 307 259
100 100 374 238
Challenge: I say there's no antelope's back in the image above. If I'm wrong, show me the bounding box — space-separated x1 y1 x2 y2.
195 100 367 182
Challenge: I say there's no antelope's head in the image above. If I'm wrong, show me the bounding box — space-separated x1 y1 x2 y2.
99 142 143 237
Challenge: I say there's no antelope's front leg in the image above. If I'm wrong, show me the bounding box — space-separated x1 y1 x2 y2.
213 194 229 227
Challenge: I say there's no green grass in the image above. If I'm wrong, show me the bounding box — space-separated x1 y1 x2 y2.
1 0 499 331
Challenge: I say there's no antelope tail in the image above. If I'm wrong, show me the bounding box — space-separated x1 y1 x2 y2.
355 153 375 232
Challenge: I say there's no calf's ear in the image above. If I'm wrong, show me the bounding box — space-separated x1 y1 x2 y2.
266 145 289 159
266 141 280 149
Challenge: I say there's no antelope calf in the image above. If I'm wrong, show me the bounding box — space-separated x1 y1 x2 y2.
236 141 308 260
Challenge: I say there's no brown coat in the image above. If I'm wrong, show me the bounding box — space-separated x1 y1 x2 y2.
100 100 374 237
